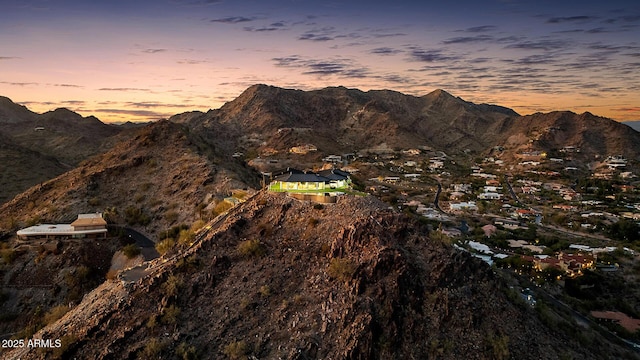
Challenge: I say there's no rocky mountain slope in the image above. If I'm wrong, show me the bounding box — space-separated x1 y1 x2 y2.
0 97 124 205
179 84 519 157
497 111 640 161
5 192 637 359
0 119 260 346
0 119 259 236
174 85 640 166
0 132 68 204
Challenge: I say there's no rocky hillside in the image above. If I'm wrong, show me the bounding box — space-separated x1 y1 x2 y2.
0 120 259 236
5 192 637 359
180 84 519 157
0 120 260 347
0 97 124 205
497 111 640 161
0 132 68 204
175 85 640 167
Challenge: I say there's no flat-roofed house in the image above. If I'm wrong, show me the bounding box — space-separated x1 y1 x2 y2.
17 213 108 240
272 172 331 191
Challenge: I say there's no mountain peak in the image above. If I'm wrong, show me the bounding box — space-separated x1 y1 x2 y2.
0 96 38 123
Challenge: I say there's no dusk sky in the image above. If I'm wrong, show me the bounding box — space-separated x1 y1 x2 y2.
1 0 639 122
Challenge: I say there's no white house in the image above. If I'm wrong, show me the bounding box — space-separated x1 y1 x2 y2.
478 192 502 200
17 213 108 240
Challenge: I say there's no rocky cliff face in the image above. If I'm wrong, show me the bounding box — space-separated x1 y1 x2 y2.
5 192 634 360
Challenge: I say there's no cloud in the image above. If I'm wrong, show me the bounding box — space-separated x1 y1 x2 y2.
0 56 20 60
442 35 494 45
52 83 83 88
142 49 167 54
407 47 461 63
458 25 497 33
371 32 407 38
604 15 640 24
123 101 202 109
244 21 288 32
507 53 560 65
505 39 571 51
272 55 369 78
298 34 333 41
614 107 640 113
60 100 86 106
94 109 169 118
0 81 38 86
547 16 598 24
370 47 402 55
98 87 150 92
177 59 209 65
210 16 256 24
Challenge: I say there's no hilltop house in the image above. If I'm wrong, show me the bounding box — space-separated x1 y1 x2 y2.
17 213 107 240
269 168 350 192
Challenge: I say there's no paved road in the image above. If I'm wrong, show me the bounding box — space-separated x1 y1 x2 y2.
503 174 523 206
433 182 444 213
122 227 159 260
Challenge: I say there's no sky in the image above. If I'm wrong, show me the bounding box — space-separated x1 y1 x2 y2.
1 0 639 122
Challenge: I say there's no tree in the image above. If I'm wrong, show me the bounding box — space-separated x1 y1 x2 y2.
607 219 640 243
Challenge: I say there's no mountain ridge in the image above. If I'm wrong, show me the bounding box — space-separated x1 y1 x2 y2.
7 191 631 359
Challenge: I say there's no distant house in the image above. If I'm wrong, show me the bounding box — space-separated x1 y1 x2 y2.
17 213 107 240
289 144 317 154
478 192 502 200
494 218 522 230
322 155 342 163
449 201 478 212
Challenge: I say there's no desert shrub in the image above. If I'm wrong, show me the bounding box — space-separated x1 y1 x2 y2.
233 190 248 199
212 201 233 217
486 333 509 360
43 305 69 325
47 334 77 359
138 337 166 359
146 314 158 330
160 224 189 241
223 340 249 360
327 258 356 281
87 197 100 206
308 218 319 227
156 238 176 256
313 203 324 210
122 244 141 259
176 254 202 273
237 239 265 258
191 220 206 231
161 304 180 324
163 275 183 297
178 229 196 246
259 285 271 297
26 215 41 227
124 206 151 226
164 210 179 223
1 248 16 264
176 342 198 360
